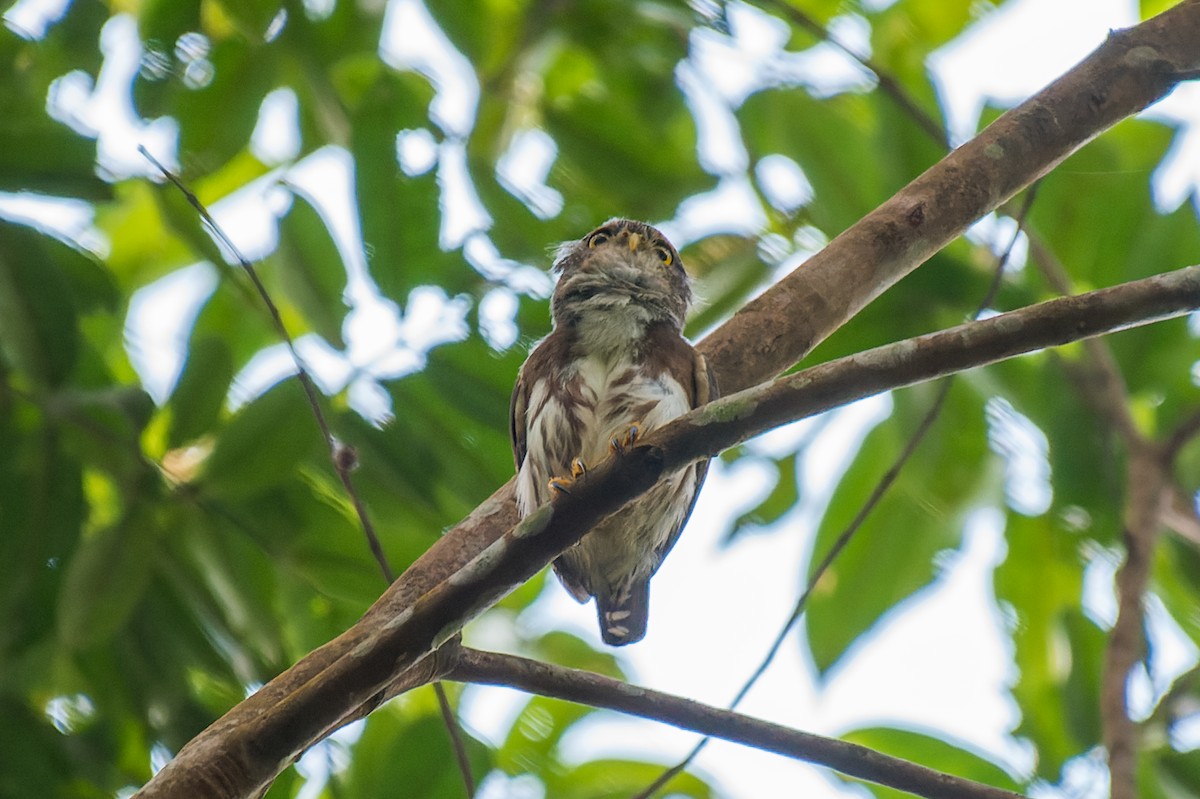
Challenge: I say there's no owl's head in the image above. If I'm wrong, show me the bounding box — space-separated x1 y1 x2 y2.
550 218 692 330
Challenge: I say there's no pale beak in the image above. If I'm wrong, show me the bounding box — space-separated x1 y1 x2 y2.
627 232 641 252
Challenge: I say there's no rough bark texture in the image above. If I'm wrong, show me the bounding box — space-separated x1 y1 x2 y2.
136 4 1200 796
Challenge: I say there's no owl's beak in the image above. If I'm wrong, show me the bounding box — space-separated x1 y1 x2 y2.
627 232 641 252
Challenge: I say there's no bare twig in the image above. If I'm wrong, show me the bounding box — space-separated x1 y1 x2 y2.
138 146 394 582
637 187 1039 798
142 148 493 796
757 0 948 148
450 648 1026 799
1103 446 1169 799
435 682 476 797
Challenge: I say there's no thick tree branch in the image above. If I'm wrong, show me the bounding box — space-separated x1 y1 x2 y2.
700 5 1198 394
141 262 1200 797
136 4 1200 795
448 648 1025 799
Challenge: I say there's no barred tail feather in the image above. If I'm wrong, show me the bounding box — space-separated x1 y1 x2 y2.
597 581 650 646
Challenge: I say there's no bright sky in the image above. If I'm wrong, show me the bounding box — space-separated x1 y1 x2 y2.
5 0 1200 797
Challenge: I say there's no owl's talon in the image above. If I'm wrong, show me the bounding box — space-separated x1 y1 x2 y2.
549 458 588 495
609 423 642 454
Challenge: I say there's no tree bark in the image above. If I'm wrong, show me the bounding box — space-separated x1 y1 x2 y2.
134 4 1200 796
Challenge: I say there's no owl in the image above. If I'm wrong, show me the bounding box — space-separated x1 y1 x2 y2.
509 219 717 645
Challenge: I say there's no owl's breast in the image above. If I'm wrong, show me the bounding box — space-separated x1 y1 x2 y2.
515 353 690 515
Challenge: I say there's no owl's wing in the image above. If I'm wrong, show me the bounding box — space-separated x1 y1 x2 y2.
653 347 719 564
509 365 529 471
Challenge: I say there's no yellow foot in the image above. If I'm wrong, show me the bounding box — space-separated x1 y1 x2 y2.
548 458 587 495
609 423 642 454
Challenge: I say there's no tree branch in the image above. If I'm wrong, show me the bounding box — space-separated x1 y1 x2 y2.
448 648 1025 799
1103 446 1169 799
135 4 1200 794
140 261 1200 797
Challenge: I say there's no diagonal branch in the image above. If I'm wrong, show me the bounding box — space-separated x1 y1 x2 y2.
134 5 1200 795
449 648 1024 799
138 262 1200 797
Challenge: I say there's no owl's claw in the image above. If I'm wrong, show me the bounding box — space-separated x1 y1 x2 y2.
609 423 642 454
549 458 588 495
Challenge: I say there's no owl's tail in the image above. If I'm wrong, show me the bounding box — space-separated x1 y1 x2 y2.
597 581 650 646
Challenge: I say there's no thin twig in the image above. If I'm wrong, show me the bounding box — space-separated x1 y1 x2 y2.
435 682 476 797
635 185 1039 798
451 648 1026 799
139 145 394 582
138 147 495 797
758 0 948 148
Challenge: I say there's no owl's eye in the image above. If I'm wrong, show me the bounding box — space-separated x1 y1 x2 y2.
654 246 673 267
588 232 609 248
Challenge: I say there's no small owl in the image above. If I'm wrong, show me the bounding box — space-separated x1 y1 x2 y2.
510 219 717 645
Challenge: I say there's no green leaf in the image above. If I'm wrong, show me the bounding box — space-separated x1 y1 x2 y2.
0 223 80 386
542 24 713 223
271 188 349 348
740 88 882 234
548 758 714 799
351 71 467 307
985 354 1122 542
338 706 490 798
200 379 324 500
838 727 1022 798
0 122 108 200
498 695 592 776
727 453 799 541
994 512 1104 779
168 335 235 447
806 381 993 675
212 0 284 40
0 432 83 668
57 507 157 650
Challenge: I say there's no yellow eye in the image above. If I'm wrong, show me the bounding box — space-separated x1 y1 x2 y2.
588 232 609 248
654 247 673 266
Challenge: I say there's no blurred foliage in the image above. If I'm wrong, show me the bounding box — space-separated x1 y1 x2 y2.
0 0 1197 797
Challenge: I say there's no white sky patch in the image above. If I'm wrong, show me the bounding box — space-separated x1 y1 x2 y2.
930 0 1137 144
669 174 766 243
251 87 301 165
125 262 218 403
436 140 491 248
478 287 519 351
45 14 180 178
462 232 552 293
677 59 748 176
204 171 290 264
1082 548 1120 629
0 192 105 255
968 213 1029 276
379 0 478 138
755 153 813 212
1145 81 1200 212
986 397 1052 517
3 0 69 39
1127 594 1200 721
823 510 1029 775
496 128 563 219
396 128 438 176
227 334 351 410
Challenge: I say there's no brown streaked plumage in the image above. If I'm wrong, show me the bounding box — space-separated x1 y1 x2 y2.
510 218 717 645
